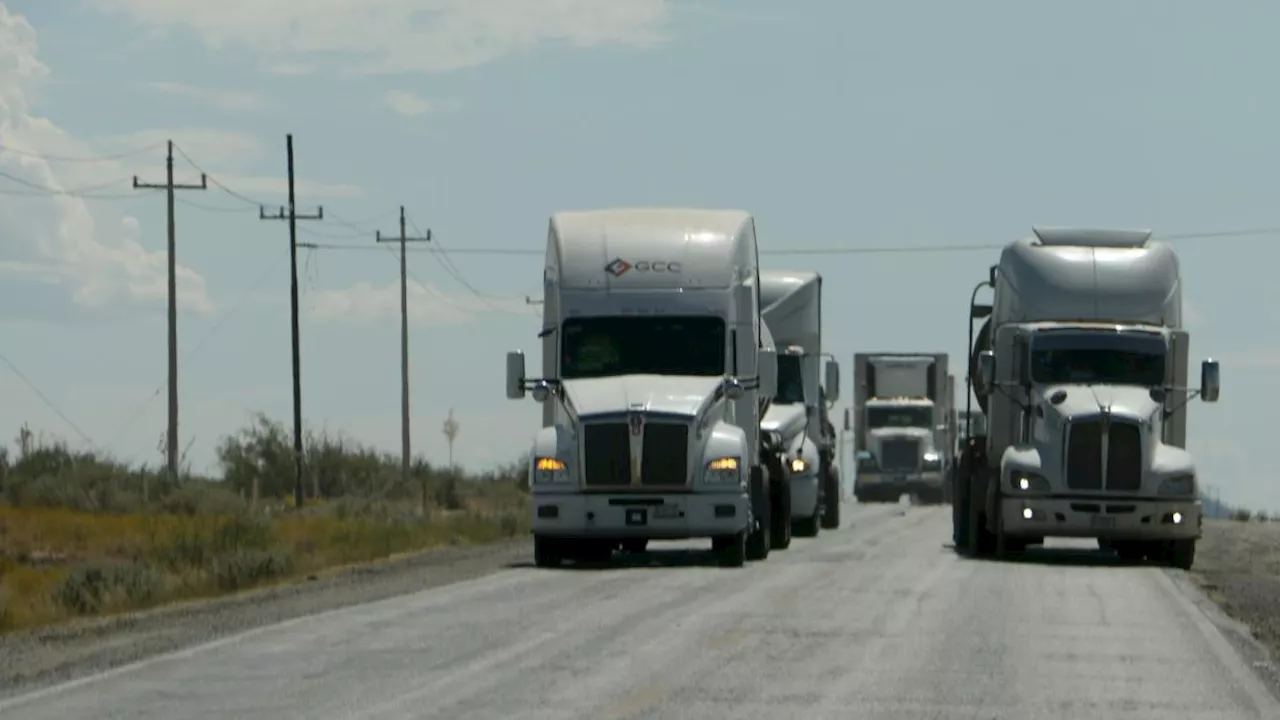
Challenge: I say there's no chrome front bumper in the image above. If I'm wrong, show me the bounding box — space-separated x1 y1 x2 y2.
1000 497 1201 540
531 491 752 539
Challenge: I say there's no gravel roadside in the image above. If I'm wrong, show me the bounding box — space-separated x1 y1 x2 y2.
0 538 532 699
1191 519 1280 665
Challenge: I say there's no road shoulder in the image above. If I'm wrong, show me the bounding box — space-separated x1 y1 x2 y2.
1186 519 1280 699
0 539 531 699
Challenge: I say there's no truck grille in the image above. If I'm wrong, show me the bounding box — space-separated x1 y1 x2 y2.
1066 419 1143 491
879 438 920 472
583 422 631 487
640 422 689 487
1105 421 1143 492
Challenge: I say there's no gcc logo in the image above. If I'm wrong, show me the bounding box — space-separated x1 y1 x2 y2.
604 258 681 277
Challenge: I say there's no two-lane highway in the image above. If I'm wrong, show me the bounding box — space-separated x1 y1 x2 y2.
3 503 1277 719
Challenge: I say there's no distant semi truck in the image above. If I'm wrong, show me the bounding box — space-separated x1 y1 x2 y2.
852 352 954 505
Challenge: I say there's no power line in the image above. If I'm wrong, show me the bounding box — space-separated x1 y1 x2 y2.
0 354 94 447
294 226 1280 257
0 140 164 163
0 170 151 199
258 133 325 510
132 140 209 485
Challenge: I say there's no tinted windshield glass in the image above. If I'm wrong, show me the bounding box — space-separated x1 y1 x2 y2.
561 316 725 379
775 354 804 404
866 407 932 428
1030 332 1166 387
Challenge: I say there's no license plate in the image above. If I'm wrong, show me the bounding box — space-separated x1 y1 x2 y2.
624 509 647 526
1090 515 1116 529
654 505 680 520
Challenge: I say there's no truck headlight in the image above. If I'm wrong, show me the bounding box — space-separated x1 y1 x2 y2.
1158 475 1196 496
532 456 570 484
1010 472 1050 493
922 452 941 471
704 456 742 485
789 457 808 474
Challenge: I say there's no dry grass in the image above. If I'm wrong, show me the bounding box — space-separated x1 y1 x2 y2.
0 414 529 633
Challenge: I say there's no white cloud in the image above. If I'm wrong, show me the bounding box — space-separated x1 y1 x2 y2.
385 90 431 117
88 0 672 74
309 279 536 327
142 81 265 112
0 6 212 317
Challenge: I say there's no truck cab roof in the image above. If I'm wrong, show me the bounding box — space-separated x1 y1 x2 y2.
547 208 757 291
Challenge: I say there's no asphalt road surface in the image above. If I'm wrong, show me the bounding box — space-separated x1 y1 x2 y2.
3 503 1278 719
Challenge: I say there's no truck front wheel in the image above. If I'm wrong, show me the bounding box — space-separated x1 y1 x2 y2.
820 464 841 529
746 465 771 561
767 454 793 550
533 536 562 568
1167 539 1196 570
713 531 747 567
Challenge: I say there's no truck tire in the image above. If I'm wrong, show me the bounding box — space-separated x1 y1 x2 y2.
952 468 971 554
820 465 841 529
621 539 648 554
533 536 562 568
714 531 747 567
767 454 793 550
793 508 820 537
746 465 771 561
1167 539 1196 570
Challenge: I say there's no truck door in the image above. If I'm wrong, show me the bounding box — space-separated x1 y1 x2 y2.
1165 330 1189 448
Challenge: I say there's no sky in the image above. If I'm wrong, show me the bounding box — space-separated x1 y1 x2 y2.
0 0 1277 510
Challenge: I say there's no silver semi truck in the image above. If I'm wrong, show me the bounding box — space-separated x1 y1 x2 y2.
505 208 793 567
953 226 1221 568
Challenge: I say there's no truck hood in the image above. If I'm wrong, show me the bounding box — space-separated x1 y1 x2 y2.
868 427 933 440
761 403 807 443
1038 384 1161 423
560 375 724 417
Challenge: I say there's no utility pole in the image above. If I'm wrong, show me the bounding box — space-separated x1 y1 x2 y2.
133 140 207 486
375 206 430 514
259 134 323 510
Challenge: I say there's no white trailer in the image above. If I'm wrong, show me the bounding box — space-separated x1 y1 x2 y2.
504 207 792 568
758 270 843 535
852 352 952 505
955 226 1221 569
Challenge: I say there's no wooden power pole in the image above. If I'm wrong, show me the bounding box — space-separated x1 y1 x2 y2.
375 207 430 514
133 140 207 485
259 134 323 510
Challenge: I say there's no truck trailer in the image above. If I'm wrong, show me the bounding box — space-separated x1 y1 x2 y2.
504 207 793 568
852 352 954 505
954 226 1221 569
758 270 843 535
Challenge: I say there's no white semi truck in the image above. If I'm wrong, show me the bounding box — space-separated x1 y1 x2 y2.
504 207 794 568
954 226 1221 569
758 270 843 535
852 353 954 505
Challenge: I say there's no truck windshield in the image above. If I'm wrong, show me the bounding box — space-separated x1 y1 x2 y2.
774 354 804 404
1030 332 1166 387
866 407 932 429
561 316 725 379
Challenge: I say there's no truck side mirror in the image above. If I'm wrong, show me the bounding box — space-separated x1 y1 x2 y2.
978 350 995 390
1200 359 1220 403
824 360 841 402
506 351 526 400
757 348 777 398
